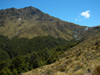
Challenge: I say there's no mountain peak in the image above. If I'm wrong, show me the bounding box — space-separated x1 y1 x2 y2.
23 6 38 10
0 7 92 40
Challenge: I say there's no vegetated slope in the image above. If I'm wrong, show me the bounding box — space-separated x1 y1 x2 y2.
0 35 80 75
0 6 87 40
24 27 100 75
0 35 68 60
77 26 100 40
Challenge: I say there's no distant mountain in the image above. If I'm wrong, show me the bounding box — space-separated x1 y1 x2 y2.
77 26 100 40
0 6 87 40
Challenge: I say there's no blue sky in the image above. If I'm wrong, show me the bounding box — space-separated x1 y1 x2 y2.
0 0 100 27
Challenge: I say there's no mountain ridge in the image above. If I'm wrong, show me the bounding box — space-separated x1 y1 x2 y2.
0 6 88 40
0 6 100 75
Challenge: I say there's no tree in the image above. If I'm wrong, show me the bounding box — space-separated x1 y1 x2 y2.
12 57 25 69
3 67 12 75
47 57 53 64
30 52 39 64
33 58 44 68
0 70 7 75
11 57 25 73
12 69 18 75
0 49 10 62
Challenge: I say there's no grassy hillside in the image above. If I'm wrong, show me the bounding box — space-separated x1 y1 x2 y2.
24 27 100 75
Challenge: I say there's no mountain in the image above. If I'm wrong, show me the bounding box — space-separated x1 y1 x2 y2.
77 26 100 40
0 6 87 40
0 6 100 75
24 26 100 75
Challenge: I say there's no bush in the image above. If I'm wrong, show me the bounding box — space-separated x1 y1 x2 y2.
33 59 44 68
12 69 18 75
0 70 7 75
2 67 12 75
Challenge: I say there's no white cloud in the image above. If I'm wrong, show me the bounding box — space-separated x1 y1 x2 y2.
75 10 90 21
81 10 90 18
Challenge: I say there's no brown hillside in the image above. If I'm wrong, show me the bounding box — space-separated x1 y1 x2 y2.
0 6 87 40
23 26 100 75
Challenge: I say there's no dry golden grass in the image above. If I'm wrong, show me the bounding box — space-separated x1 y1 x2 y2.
23 30 100 75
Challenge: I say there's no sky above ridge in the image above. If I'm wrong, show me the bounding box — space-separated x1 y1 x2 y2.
0 0 100 27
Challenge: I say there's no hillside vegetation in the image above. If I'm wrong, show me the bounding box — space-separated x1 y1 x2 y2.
24 27 100 75
0 6 100 75
0 35 82 75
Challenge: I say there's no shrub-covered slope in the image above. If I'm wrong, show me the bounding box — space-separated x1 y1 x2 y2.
0 35 81 75
24 27 100 75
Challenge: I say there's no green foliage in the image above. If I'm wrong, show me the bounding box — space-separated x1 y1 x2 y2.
0 35 8 50
0 35 83 74
23 63 29 72
0 70 7 75
12 69 18 75
47 57 53 64
3 67 12 75
4 35 68 58
0 49 10 62
33 58 44 68
0 60 11 71
12 57 25 69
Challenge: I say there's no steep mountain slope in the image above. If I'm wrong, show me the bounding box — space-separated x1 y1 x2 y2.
0 6 87 40
77 26 100 40
24 27 100 75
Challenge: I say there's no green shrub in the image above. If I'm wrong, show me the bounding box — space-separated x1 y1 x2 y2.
0 70 7 75
12 69 18 75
